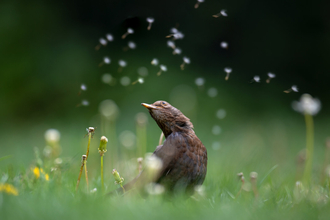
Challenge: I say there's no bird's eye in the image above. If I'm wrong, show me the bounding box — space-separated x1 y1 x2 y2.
162 102 167 105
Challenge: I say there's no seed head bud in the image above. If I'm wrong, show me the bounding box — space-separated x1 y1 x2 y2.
112 169 124 185
250 172 258 180
98 136 108 155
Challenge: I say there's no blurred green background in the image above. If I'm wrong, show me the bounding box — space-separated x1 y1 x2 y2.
1 0 330 189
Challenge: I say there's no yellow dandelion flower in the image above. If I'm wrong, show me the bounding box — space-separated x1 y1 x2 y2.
0 183 19 196
32 167 49 181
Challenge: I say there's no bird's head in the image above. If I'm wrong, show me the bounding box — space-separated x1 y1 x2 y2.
141 101 193 137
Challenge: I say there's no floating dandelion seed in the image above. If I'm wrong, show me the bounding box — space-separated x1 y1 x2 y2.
95 38 107 50
224 67 232 80
157 65 167 76
118 60 127 72
167 40 176 49
166 31 184 40
106 33 114 42
81 100 89 106
213 9 228 18
212 141 221 150
180 56 190 70
128 41 136 49
266 72 276 83
120 76 131 86
216 109 226 119
80 84 87 91
251 75 260 83
212 125 222 135
292 94 321 116
99 56 111 67
220 41 228 49
173 47 182 55
122 27 134 39
137 67 148 76
284 85 299 93
101 73 113 84
170 28 179 34
195 77 205 86
194 0 205 9
132 77 144 85
208 87 218 97
146 17 154 30
151 58 159 66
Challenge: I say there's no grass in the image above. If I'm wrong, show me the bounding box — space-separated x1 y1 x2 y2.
1 112 330 220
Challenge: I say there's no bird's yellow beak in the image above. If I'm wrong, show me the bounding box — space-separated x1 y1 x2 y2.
141 103 158 109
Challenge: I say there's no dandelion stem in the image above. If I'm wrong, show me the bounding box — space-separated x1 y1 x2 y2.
120 184 126 193
86 133 91 159
76 155 85 192
303 113 314 185
101 154 104 192
84 159 89 191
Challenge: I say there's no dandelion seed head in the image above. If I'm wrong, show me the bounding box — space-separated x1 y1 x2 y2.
212 141 221 150
268 72 276 78
80 84 87 91
81 100 89 106
208 87 218 97
151 58 159 66
250 172 258 179
224 67 232 74
145 155 163 171
103 57 111 64
45 129 60 143
183 56 190 64
160 65 167 71
292 93 321 116
106 34 114 42
253 75 260 82
120 76 131 86
220 41 228 49
128 41 136 49
220 9 228 16
147 17 154 23
173 32 184 40
212 125 222 135
118 60 127 67
195 77 205 86
127 28 134 34
138 67 149 76
216 109 226 119
54 158 63 165
101 73 112 84
99 99 119 120
99 38 107 46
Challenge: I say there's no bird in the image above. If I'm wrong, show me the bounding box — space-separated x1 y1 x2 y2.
112 101 207 196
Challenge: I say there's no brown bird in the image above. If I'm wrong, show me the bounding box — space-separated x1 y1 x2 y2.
113 101 207 196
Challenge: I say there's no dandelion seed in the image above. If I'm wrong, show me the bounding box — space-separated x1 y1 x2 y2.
213 9 228 18
292 94 321 116
284 85 299 93
106 33 114 42
157 65 167 76
166 31 184 40
101 73 113 84
151 58 159 66
80 84 87 91
212 125 221 135
128 41 136 49
170 28 179 34
95 38 108 50
118 60 127 72
251 75 260 83
224 67 232 80
167 40 176 49
180 56 190 70
195 77 205 86
216 109 226 119
212 141 221 150
99 56 111 67
208 87 218 97
173 47 182 55
120 76 131 86
220 41 228 49
99 99 119 120
194 0 205 9
122 27 134 39
132 77 144 85
146 17 155 30
137 66 149 76
266 72 276 83
81 100 89 106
